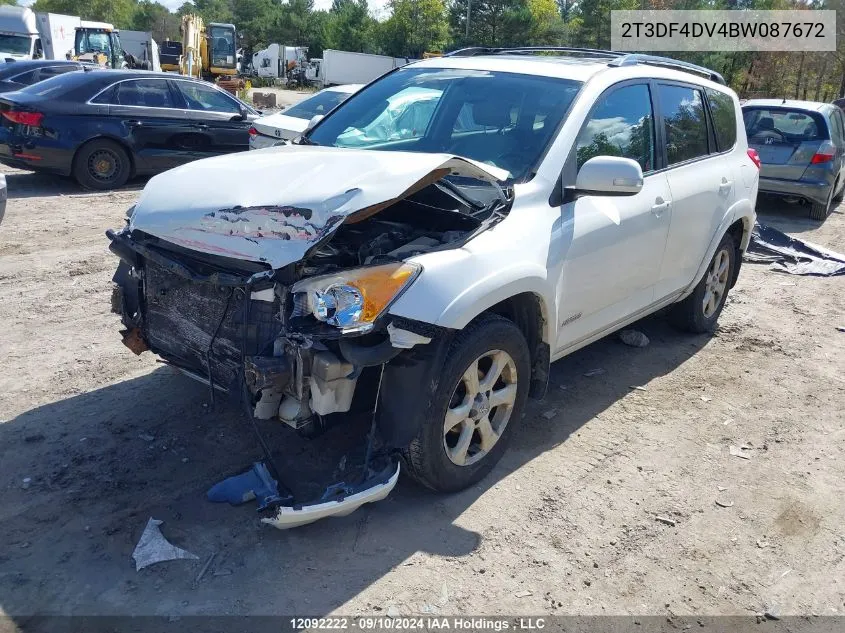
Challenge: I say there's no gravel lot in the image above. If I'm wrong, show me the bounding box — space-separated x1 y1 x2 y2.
0 158 843 622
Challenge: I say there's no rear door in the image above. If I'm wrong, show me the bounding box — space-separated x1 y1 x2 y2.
171 79 252 157
656 82 736 298
743 106 828 182
97 78 196 172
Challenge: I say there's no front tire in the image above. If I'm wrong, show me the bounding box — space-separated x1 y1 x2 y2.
402 314 530 493
73 139 131 191
669 233 736 333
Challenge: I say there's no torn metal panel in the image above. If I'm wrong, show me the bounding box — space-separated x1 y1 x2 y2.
129 146 507 269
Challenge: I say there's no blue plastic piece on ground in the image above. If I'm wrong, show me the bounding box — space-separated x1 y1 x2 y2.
207 462 283 511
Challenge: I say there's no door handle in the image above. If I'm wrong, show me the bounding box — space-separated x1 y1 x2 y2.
126 120 142 128
719 178 733 192
651 197 670 217
193 123 209 130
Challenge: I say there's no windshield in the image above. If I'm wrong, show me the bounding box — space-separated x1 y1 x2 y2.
285 89 351 120
75 31 111 56
308 67 582 182
0 34 32 56
209 26 235 68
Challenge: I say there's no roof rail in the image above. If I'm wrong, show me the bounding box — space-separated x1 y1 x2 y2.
608 53 726 85
442 47 726 85
445 46 625 59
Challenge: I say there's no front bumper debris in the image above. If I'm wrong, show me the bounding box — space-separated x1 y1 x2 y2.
262 462 400 530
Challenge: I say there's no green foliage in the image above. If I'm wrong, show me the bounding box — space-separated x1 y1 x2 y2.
378 0 448 57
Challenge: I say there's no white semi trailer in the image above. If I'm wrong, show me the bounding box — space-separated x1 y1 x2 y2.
318 49 413 86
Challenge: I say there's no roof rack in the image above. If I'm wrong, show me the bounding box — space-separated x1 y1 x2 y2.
442 46 726 85
444 46 625 59
608 53 725 85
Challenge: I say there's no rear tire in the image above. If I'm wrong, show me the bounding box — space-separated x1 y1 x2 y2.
401 314 530 493
73 139 131 191
669 233 736 334
809 187 832 221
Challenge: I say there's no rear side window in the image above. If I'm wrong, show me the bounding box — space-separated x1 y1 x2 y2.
576 83 655 172
705 88 737 151
110 79 177 108
658 84 709 165
743 108 828 142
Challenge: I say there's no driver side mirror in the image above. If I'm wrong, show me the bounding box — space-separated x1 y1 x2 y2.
573 156 643 197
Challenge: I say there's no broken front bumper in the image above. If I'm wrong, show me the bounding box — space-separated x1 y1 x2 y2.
107 227 448 528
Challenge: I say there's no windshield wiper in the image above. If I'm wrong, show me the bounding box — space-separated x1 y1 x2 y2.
293 135 319 146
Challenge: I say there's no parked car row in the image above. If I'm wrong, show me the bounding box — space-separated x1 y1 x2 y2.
0 57 842 228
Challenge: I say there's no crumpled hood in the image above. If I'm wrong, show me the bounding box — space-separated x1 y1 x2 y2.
130 145 507 269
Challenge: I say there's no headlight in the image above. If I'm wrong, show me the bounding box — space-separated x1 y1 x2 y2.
291 262 421 334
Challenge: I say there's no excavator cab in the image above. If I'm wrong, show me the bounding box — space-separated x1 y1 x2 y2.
207 23 237 75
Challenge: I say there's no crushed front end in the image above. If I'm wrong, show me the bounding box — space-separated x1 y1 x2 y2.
106 147 510 528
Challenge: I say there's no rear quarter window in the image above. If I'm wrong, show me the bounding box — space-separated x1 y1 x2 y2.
706 88 737 151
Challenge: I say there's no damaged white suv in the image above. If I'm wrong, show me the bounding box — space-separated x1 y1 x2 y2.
108 48 758 527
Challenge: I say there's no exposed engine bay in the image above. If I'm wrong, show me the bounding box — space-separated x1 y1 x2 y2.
108 163 510 528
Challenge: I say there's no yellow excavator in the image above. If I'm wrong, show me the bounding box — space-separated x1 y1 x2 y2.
179 14 242 92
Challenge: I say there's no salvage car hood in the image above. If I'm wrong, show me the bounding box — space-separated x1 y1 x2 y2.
130 145 507 269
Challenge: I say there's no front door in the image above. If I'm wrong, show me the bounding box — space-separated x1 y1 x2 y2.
555 82 671 352
171 79 252 157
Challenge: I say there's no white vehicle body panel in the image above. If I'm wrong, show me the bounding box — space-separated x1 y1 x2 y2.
130 145 506 269
249 84 362 149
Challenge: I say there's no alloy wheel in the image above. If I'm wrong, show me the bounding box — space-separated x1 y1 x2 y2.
702 247 730 318
443 349 518 467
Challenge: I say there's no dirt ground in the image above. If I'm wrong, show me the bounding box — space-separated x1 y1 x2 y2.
0 163 843 623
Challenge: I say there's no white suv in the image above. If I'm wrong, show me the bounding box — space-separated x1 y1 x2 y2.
108 48 758 528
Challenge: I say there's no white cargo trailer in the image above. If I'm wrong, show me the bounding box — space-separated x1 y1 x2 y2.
37 12 81 60
319 49 412 86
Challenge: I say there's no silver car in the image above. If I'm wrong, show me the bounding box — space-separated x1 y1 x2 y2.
743 99 845 220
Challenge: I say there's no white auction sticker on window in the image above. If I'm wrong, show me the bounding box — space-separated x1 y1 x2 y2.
611 10 836 52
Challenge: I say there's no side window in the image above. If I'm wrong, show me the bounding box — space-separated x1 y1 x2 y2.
658 84 709 165
91 84 116 104
9 69 40 86
705 88 737 152
576 83 655 172
176 81 240 114
115 80 176 108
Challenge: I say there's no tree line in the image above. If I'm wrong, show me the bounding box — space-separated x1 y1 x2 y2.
27 0 845 100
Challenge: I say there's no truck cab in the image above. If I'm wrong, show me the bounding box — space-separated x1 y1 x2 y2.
0 6 40 62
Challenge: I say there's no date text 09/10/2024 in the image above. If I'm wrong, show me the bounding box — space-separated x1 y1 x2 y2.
290 617 548 630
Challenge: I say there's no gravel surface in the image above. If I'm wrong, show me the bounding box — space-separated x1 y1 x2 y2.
0 166 843 619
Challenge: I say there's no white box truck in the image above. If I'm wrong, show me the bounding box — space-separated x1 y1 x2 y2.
0 7 84 62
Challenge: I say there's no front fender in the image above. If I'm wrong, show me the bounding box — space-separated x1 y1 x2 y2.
389 247 553 342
